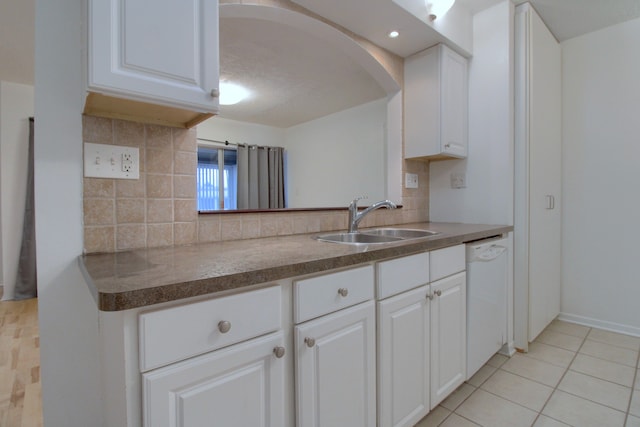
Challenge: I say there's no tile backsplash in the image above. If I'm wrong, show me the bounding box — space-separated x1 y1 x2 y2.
82 116 429 254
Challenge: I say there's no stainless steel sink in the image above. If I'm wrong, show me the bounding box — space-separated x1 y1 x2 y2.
316 228 440 245
361 228 439 239
315 232 403 245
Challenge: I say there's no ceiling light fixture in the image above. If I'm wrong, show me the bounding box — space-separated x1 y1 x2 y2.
426 0 456 21
388 30 399 38
219 81 250 105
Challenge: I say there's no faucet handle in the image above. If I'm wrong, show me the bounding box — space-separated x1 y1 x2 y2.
350 195 368 206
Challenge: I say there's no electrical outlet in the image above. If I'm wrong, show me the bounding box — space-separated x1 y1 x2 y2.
405 173 419 189
122 153 133 172
84 143 140 179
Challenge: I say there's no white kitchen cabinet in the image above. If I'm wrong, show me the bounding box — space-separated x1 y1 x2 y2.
139 286 281 372
378 285 430 427
430 271 466 408
404 44 468 160
514 3 562 348
295 300 376 427
143 331 286 427
139 286 286 427
377 248 466 426
85 0 219 127
97 243 476 427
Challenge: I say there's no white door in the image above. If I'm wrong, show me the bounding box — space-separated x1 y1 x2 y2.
88 0 219 112
142 332 285 427
430 272 466 408
295 301 376 427
526 6 562 341
514 4 562 346
378 285 430 427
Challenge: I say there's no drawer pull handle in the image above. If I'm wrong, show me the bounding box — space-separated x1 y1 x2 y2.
426 292 434 300
218 320 231 333
434 290 442 297
304 337 316 348
210 88 220 98
273 346 286 358
337 288 349 297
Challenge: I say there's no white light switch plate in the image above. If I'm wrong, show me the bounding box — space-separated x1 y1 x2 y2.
84 142 140 180
405 173 419 189
451 172 466 189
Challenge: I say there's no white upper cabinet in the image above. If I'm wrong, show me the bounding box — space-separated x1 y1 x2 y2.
404 44 468 160
85 0 219 127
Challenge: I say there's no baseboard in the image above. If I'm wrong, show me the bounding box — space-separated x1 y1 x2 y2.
499 341 516 357
558 312 640 338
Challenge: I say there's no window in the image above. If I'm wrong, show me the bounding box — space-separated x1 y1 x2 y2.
197 145 237 210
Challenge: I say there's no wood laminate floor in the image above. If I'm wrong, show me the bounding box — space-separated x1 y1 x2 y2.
0 291 42 427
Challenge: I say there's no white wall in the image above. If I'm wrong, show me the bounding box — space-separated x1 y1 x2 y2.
34 0 103 425
392 0 473 55
429 1 514 226
197 116 285 147
560 17 640 335
0 81 34 299
428 1 515 352
199 100 389 209
283 98 387 208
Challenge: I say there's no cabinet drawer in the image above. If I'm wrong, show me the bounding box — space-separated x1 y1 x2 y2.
294 265 374 323
376 252 429 299
430 245 465 282
139 286 281 372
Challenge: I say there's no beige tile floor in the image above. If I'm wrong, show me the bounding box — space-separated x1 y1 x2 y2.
416 319 640 427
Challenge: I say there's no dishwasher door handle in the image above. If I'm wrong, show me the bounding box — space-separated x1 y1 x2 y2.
476 245 507 262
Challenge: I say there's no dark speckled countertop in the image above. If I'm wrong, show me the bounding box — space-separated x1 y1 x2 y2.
79 222 512 311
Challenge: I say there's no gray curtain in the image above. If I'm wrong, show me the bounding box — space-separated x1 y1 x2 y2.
236 145 285 209
14 117 37 300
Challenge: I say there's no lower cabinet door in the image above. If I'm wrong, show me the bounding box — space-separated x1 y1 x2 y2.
378 285 431 427
430 272 467 408
295 301 376 427
142 331 285 427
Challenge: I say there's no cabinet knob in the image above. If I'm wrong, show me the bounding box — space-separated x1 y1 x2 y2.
210 88 220 98
434 290 442 297
273 346 286 358
426 292 434 300
337 288 349 297
304 337 316 348
217 320 231 333
445 143 451 149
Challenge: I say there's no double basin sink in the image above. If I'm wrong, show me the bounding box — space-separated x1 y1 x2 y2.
316 228 440 245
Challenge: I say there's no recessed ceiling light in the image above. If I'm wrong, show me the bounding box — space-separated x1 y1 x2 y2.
388 30 399 38
219 81 250 105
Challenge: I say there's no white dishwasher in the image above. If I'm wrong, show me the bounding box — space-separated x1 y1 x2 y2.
466 236 508 379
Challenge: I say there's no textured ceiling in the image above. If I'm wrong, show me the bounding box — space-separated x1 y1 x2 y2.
292 0 640 55
2 1 640 128
218 17 386 128
511 0 640 42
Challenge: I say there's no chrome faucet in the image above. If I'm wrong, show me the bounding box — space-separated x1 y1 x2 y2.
348 196 397 233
